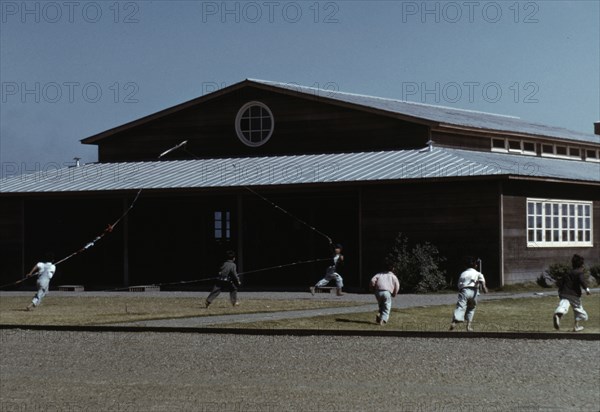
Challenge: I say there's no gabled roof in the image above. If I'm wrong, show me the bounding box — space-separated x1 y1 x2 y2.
2 148 598 194
81 79 599 146
251 80 599 145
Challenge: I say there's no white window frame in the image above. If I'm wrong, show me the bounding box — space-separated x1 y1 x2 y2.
540 143 582 160
521 141 537 156
235 101 275 147
527 198 593 248
490 138 536 156
585 149 600 163
491 138 508 153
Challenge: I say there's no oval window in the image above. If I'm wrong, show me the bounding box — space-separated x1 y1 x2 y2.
235 101 275 147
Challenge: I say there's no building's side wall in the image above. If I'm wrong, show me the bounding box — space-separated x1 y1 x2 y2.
0 197 126 288
502 181 600 283
0 199 24 283
431 131 492 151
361 180 502 288
96 86 430 162
0 189 360 289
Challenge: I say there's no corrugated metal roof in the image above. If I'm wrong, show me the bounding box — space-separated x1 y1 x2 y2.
445 148 600 183
1 149 598 194
251 79 600 145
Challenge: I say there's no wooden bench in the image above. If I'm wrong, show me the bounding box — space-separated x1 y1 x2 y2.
129 285 160 292
58 285 84 292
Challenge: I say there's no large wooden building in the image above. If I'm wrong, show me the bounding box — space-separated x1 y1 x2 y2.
1 79 599 289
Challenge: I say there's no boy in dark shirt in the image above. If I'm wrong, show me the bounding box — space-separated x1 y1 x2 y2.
310 243 345 296
553 254 591 332
206 250 241 308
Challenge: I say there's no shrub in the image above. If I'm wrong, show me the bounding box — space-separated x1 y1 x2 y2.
536 271 555 288
386 233 448 293
546 262 571 282
546 261 598 288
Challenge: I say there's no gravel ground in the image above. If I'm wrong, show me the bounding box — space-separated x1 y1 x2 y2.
1 330 598 412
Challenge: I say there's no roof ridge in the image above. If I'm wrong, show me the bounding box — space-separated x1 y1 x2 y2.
248 79 522 120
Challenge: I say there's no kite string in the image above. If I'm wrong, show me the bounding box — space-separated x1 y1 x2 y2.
182 147 334 245
54 139 187 267
3 141 336 289
0 142 188 289
99 258 331 292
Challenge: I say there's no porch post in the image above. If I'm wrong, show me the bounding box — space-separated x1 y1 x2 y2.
236 193 244 272
122 197 130 287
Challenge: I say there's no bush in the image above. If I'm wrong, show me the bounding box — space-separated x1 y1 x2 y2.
546 261 598 288
546 262 571 282
536 271 555 288
386 233 448 293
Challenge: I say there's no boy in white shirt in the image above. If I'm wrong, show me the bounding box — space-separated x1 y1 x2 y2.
310 243 345 296
449 256 488 331
25 254 56 311
369 263 400 325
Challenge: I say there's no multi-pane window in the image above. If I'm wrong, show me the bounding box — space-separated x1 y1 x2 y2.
214 211 231 240
540 144 582 160
490 138 536 155
522 141 536 154
491 138 590 160
235 101 275 147
586 149 600 162
527 199 593 247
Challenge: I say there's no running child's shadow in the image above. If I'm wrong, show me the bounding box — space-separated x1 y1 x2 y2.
335 318 376 326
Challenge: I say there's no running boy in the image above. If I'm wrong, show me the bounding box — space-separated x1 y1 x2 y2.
310 243 345 296
26 254 56 310
553 254 591 332
369 264 400 325
206 251 241 308
449 256 488 331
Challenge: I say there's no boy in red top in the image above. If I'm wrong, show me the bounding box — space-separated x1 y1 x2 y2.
369 263 400 325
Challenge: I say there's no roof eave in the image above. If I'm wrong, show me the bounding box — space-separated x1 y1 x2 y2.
246 80 439 128
81 80 256 145
436 124 600 146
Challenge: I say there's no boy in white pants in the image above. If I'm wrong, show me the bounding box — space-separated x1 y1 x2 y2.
369 264 400 325
450 256 488 332
554 254 591 332
26 255 56 310
310 243 345 296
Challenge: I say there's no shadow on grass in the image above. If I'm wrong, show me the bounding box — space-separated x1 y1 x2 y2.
335 318 376 326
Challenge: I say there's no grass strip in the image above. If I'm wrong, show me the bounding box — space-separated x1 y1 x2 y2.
0 296 362 326
221 295 600 333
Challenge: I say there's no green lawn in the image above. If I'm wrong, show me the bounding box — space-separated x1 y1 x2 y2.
222 295 600 333
2 294 598 333
0 296 361 326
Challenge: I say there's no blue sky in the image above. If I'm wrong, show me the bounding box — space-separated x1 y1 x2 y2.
1 0 599 175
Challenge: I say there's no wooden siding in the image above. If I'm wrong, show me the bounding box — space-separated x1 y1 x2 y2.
240 190 359 288
22 198 126 287
0 189 360 289
361 180 502 288
96 87 429 162
431 131 492 151
0 199 24 283
0 197 126 287
502 181 600 283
